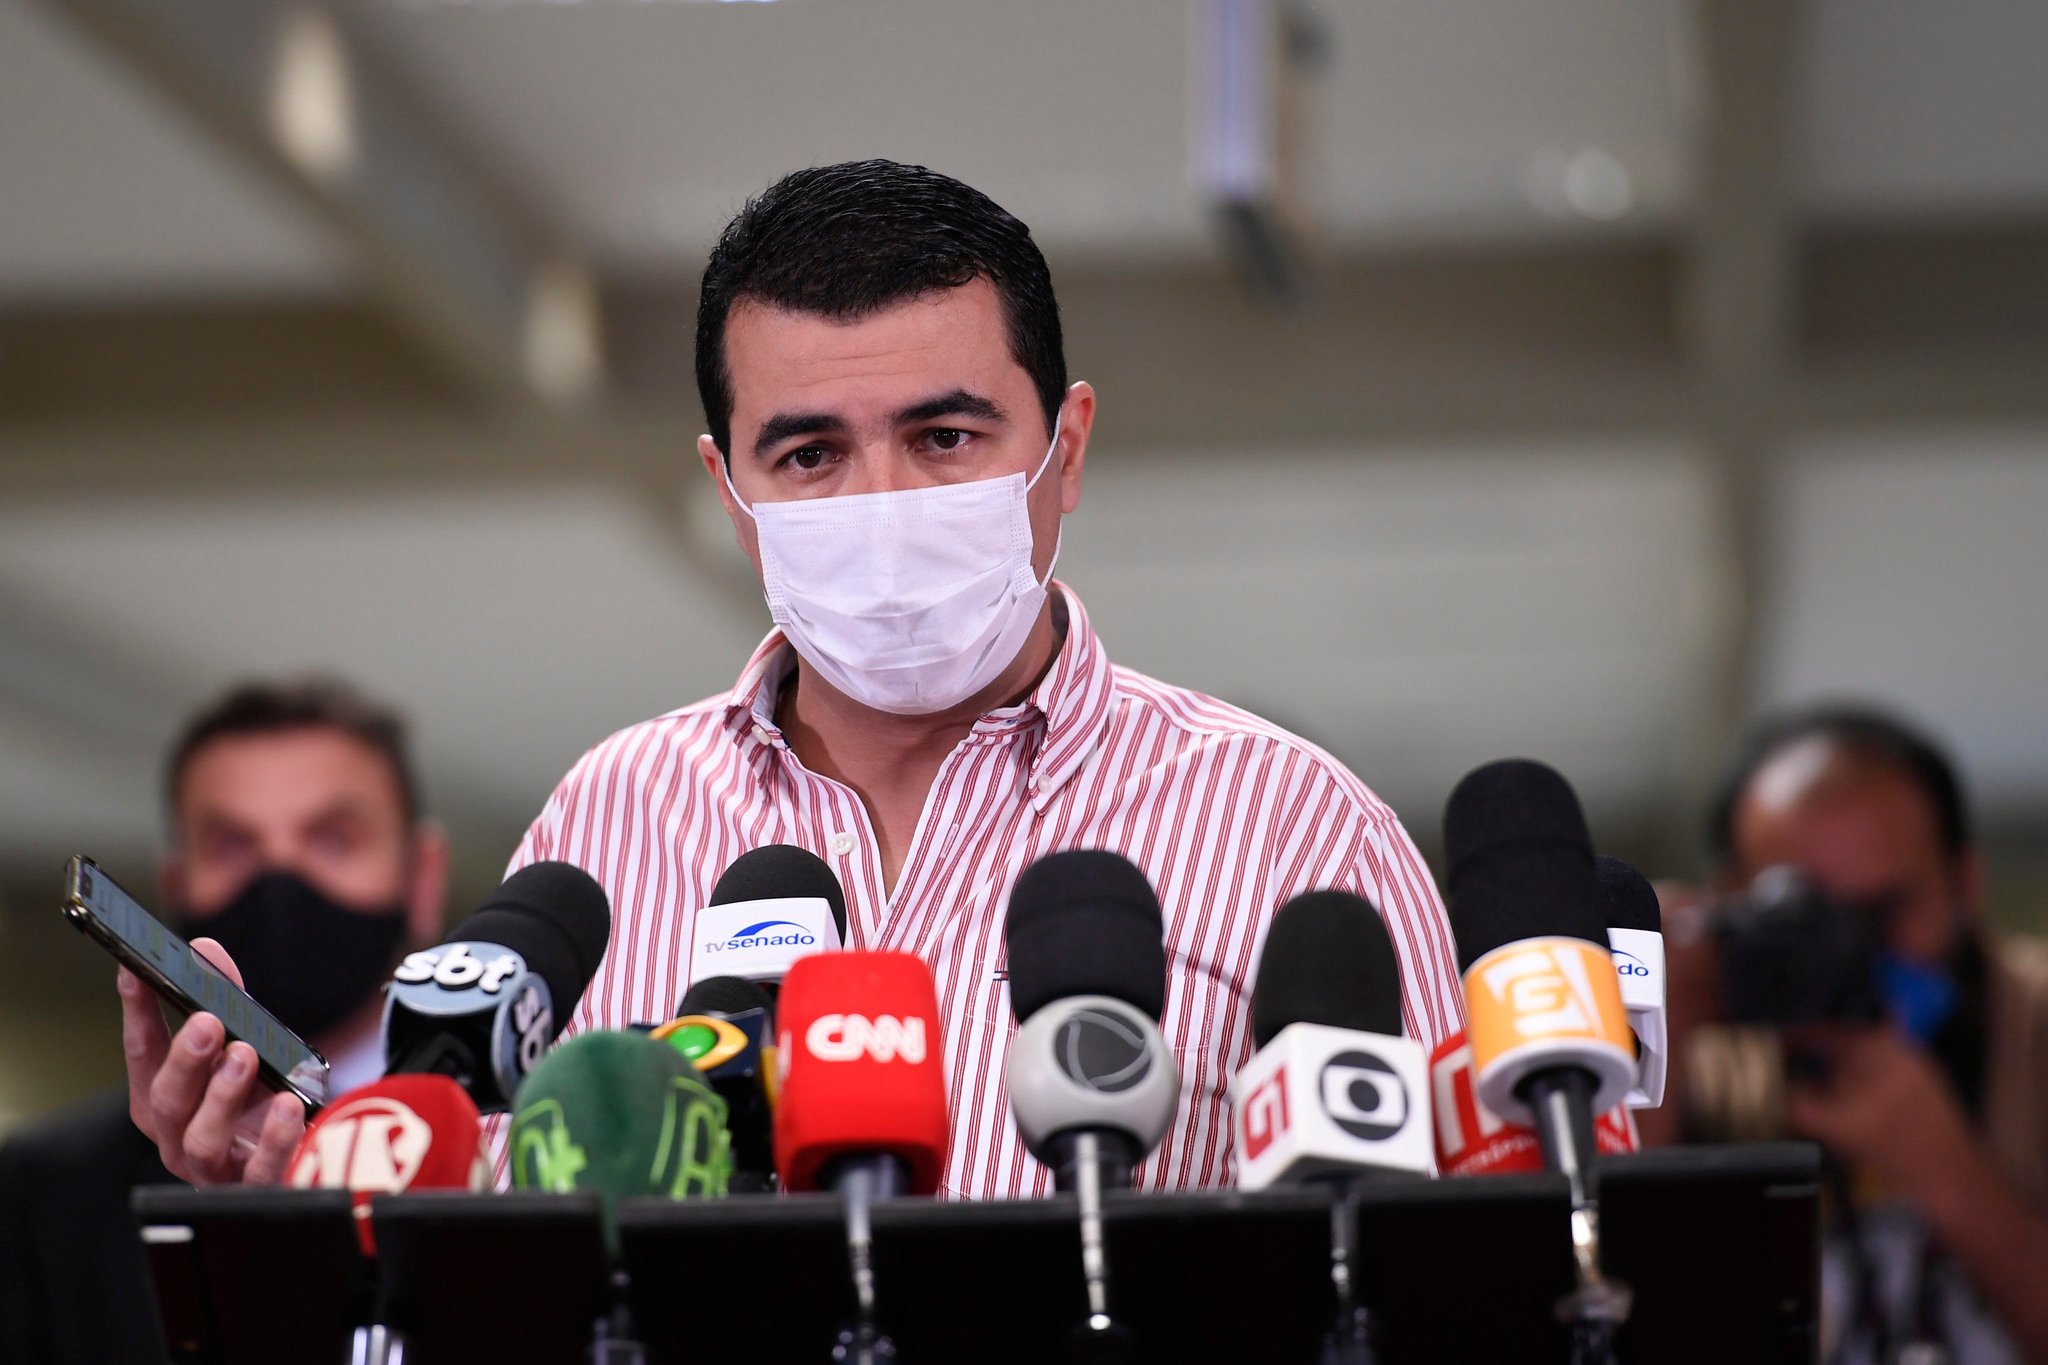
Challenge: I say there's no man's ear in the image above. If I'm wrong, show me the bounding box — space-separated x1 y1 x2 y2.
405 823 451 947
1054 382 1096 516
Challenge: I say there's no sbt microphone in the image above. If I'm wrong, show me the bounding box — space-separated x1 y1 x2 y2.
1232 891 1430 1190
654 975 778 1193
774 951 949 1197
1597 855 1666 1110
1003 850 1179 1193
285 1074 489 1253
686 844 847 993
509 1030 733 1238
381 860 611 1113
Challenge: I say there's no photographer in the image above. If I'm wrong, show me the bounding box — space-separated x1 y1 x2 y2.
1679 706 2048 1364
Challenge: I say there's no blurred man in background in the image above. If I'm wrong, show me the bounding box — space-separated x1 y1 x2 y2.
1676 706 2048 1363
0 678 446 1365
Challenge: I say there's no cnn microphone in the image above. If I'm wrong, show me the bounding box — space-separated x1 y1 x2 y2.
775 951 948 1365
685 844 847 994
1597 856 1666 1110
654 975 778 1192
1233 891 1430 1189
286 1074 490 1255
381 861 611 1112
1004 850 1178 1362
1444 759 1635 1353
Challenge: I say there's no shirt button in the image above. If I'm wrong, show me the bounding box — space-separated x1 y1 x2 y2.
751 724 773 746
831 832 855 857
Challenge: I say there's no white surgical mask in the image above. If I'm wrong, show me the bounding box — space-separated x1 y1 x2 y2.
723 419 1063 715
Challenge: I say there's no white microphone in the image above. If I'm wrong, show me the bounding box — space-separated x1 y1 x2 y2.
685 845 847 991
1597 856 1667 1110
1232 891 1431 1190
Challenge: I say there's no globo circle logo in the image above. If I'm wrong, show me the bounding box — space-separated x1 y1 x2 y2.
1318 1050 1409 1141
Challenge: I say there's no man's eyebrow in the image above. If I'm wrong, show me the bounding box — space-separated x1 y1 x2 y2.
753 410 850 459
893 389 1008 427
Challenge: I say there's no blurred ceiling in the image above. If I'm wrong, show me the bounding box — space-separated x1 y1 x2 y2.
2 0 2046 888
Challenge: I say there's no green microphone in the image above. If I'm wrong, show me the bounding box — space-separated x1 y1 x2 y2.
509 1030 733 1244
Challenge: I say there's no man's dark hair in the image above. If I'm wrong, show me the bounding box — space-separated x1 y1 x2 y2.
165 677 422 828
1707 703 1971 865
695 159 1066 456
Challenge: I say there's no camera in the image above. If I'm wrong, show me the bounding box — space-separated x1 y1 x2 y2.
1713 867 1886 1028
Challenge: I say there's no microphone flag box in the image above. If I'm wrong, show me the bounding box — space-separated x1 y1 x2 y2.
1230 1022 1431 1191
687 897 843 984
1606 926 1667 1109
1428 1031 1638 1177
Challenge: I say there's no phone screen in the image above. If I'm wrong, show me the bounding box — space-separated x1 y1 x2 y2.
66 857 329 1110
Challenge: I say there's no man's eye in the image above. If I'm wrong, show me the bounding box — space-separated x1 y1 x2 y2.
780 446 830 472
928 429 970 452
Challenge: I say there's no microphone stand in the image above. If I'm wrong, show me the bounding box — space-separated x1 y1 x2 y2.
586 1268 648 1365
1317 1180 1380 1365
822 1154 904 1365
1045 1129 1137 1365
1523 1070 1632 1365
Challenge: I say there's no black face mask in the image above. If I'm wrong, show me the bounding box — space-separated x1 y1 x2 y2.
175 870 408 1041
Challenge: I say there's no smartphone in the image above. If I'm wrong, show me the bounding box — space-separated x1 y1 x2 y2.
61 855 329 1114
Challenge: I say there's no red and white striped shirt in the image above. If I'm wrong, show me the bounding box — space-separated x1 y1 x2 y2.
505 584 1462 1198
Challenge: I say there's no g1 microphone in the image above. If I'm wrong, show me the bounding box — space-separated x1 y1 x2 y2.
1429 1031 1639 1177
381 861 611 1112
1232 891 1430 1190
509 1030 733 1230
773 951 949 1197
1444 762 1634 1130
654 975 778 1192
686 844 848 992
1596 856 1666 1110
1003 850 1179 1193
285 1074 489 1253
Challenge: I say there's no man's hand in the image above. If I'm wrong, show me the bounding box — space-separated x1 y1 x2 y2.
120 938 306 1186
1784 1025 1976 1195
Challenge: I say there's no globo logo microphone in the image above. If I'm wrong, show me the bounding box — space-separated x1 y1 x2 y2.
1321 1051 1409 1141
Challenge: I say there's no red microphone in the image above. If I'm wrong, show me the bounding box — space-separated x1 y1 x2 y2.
286 1074 490 1252
773 951 950 1197
1428 1030 1637 1177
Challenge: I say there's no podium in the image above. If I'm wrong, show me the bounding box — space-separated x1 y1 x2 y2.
135 1144 1819 1364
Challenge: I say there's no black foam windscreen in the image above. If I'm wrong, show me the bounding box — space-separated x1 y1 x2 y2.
676 974 774 1021
453 860 612 1021
709 844 848 939
1250 891 1403 1047
1441 759 1607 971
1594 855 1661 933
1004 850 1167 1024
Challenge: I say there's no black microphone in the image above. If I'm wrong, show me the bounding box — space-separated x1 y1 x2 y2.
657 975 778 1192
686 844 849 996
1443 760 1634 1349
1235 891 1429 1189
382 861 611 1113
1004 850 1179 1363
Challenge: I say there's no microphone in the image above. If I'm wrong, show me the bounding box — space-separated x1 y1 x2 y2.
1232 891 1430 1191
1003 850 1179 1192
653 975 778 1192
773 951 949 1196
774 951 948 1365
1003 850 1178 1362
686 844 847 993
1596 855 1667 1110
285 1074 489 1254
381 861 611 1113
1429 1031 1640 1177
508 1030 733 1220
1443 759 1635 1351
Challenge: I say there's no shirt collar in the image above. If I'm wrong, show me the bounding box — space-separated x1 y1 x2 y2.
722 582 1116 810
